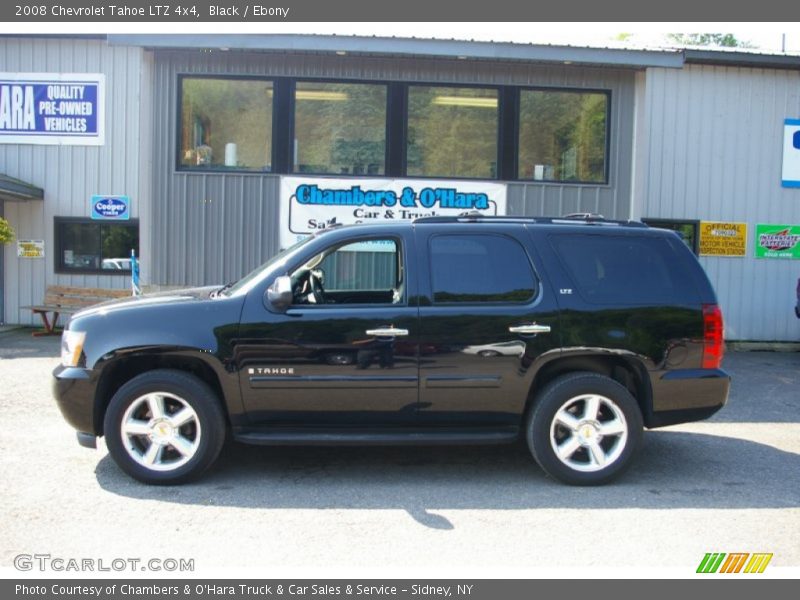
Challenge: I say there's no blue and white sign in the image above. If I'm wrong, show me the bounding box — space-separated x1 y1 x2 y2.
279 176 507 249
91 195 130 220
782 118 800 188
0 72 105 146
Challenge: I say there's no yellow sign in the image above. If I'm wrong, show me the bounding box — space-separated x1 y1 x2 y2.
16 240 45 259
699 222 747 257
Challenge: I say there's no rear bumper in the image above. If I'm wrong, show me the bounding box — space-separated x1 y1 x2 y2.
52 365 99 436
646 368 730 428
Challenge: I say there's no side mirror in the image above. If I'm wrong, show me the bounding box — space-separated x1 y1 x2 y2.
265 275 293 312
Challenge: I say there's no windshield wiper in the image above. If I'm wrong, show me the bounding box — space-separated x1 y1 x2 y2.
211 282 235 298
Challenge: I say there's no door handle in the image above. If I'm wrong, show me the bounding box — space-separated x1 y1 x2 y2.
366 327 409 337
508 323 551 334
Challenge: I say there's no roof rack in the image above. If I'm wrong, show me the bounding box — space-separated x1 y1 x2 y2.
562 212 605 220
412 214 648 228
414 215 535 224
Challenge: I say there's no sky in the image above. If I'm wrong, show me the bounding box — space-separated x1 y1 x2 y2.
228 23 800 53
15 22 800 54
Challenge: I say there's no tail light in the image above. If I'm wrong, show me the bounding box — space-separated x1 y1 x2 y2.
702 304 724 369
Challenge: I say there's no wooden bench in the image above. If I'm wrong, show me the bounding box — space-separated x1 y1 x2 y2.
24 285 132 336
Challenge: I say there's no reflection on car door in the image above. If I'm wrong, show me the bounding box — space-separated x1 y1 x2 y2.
236 234 420 426
415 226 560 428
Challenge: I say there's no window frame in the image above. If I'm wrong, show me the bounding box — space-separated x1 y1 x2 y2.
175 74 278 174
54 216 140 275
286 235 407 309
427 232 539 305
642 218 700 255
548 231 696 306
515 86 612 185
174 74 612 186
404 82 503 181
289 78 392 178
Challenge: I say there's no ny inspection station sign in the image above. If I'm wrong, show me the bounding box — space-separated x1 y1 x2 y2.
699 221 747 257
279 176 508 249
0 73 105 145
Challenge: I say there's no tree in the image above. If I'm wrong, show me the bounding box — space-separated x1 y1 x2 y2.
0 217 14 245
665 33 754 48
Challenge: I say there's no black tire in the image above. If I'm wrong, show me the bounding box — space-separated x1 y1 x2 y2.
525 372 643 486
103 369 226 485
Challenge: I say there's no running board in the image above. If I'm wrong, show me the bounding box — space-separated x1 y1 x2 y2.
233 428 519 446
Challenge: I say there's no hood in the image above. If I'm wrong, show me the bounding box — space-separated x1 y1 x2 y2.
73 285 221 318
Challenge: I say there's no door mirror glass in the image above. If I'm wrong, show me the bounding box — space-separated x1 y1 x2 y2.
265 275 293 312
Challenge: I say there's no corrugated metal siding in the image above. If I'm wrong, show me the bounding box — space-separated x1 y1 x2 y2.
0 38 149 325
152 50 636 287
0 202 4 323
637 64 800 341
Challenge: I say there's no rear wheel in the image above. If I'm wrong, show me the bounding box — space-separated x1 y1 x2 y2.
526 372 643 485
103 369 226 485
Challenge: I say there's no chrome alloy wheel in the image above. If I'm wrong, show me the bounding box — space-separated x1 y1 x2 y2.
549 394 628 473
120 393 202 472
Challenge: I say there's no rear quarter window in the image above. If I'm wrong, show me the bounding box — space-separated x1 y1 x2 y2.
549 233 698 305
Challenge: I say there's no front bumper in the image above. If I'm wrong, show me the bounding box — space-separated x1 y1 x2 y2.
52 365 99 436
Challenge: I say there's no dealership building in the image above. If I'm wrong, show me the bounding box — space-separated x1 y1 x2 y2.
1 34 799 341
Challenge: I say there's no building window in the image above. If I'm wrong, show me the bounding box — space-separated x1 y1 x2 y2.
293 81 387 175
518 89 608 183
642 219 700 254
179 77 273 171
55 218 139 274
175 76 612 185
407 86 499 179
429 234 536 303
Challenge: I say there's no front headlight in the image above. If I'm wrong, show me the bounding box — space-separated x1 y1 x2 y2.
60 330 86 367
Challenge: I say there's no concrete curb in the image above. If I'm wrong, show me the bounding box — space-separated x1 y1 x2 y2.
0 325 26 336
727 341 800 352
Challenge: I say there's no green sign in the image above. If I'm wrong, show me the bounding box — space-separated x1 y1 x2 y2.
754 224 800 259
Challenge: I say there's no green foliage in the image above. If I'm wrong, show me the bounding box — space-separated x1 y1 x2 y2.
407 86 498 178
102 225 138 258
666 33 753 48
518 91 607 181
294 82 387 175
0 217 15 245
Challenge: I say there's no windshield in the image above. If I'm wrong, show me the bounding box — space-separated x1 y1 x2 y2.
221 235 316 297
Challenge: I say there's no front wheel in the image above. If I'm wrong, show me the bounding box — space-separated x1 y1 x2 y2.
103 369 226 485
526 372 643 485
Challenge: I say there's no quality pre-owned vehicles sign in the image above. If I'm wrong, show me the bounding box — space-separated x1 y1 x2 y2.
279 176 507 249
0 73 105 145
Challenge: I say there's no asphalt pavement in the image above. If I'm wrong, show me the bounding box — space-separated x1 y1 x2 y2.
0 329 797 577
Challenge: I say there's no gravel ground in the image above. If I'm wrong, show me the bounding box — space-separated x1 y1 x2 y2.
0 329 798 577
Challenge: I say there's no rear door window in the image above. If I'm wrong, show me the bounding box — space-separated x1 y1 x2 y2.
429 234 537 303
549 233 697 305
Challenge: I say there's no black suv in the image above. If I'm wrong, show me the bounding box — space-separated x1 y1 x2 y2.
53 216 729 485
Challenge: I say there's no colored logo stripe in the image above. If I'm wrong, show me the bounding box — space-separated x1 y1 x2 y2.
696 552 773 574
744 553 773 574
697 553 726 573
720 553 749 573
